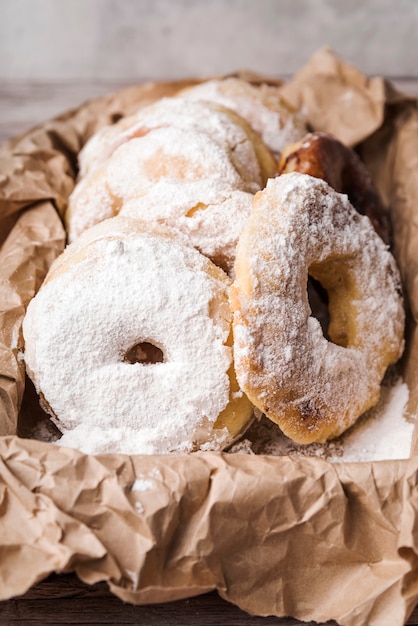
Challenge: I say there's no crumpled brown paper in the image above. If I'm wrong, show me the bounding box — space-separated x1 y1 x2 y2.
1 47 418 626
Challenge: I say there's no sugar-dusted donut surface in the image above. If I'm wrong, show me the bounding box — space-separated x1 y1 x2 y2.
66 98 277 274
231 172 405 444
23 217 253 455
78 96 276 183
277 131 391 244
179 77 307 157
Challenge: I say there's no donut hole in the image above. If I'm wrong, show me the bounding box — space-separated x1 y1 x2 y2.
124 341 165 365
307 276 330 340
309 260 357 349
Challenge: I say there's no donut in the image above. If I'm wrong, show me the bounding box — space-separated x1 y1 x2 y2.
230 172 404 444
77 96 277 181
179 76 307 158
119 182 254 275
277 131 390 244
22 217 254 455
66 99 276 274
67 126 255 273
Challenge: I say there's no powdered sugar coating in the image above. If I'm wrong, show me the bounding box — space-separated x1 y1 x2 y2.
120 182 253 275
180 77 307 157
23 218 253 455
67 126 249 240
231 172 405 443
68 97 278 272
67 122 263 273
78 96 275 183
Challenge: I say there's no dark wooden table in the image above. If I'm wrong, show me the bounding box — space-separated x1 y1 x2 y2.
0 573 417 626
1 78 418 625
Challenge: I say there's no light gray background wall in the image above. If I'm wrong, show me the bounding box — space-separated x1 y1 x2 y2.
1 0 418 82
1 0 417 143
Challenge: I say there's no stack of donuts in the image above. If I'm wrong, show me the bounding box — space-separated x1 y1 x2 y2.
22 77 405 455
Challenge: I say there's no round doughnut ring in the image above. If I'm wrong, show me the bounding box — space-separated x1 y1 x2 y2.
278 131 390 244
66 125 256 274
66 100 275 274
23 217 254 455
179 76 307 158
78 96 277 182
231 172 404 444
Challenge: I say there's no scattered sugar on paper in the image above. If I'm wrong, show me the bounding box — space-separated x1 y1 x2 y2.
231 378 414 462
130 478 155 515
131 478 153 492
126 570 139 589
149 467 163 481
339 380 413 462
229 438 255 455
340 90 355 104
134 502 145 514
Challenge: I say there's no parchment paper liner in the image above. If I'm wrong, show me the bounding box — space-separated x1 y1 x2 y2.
1 47 418 626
